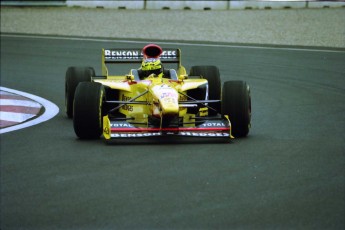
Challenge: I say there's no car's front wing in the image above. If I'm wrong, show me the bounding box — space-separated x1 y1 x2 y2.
102 116 233 140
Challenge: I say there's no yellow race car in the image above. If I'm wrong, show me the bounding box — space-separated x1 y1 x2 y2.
65 44 251 141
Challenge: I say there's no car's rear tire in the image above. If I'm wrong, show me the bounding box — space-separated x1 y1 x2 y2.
65 66 95 118
189 66 221 115
221 81 251 137
73 82 104 139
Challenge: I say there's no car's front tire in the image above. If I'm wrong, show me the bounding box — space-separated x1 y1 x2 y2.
65 66 95 118
221 81 251 137
189 66 221 115
73 82 104 139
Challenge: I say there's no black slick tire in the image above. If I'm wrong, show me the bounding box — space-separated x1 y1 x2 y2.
73 82 104 139
221 81 251 138
65 66 95 118
189 66 221 115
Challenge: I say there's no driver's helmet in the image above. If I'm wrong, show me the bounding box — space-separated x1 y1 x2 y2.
140 58 163 78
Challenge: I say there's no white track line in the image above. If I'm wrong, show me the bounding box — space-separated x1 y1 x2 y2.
1 33 344 53
0 87 59 134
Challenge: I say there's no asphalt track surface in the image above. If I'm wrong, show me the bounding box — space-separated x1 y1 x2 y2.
1 34 345 229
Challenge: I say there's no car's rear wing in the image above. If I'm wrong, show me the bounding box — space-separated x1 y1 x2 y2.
101 48 183 77
102 48 180 63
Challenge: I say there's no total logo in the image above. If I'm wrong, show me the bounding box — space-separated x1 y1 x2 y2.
200 122 227 127
111 123 134 128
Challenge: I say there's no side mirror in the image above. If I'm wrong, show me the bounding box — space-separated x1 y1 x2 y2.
126 74 135 81
178 75 188 81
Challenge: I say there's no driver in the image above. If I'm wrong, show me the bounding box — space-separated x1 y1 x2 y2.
140 58 163 79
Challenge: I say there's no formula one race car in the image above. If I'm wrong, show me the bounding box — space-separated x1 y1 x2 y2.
65 44 251 141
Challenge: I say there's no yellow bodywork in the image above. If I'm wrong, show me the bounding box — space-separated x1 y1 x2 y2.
97 47 232 139
97 47 208 126
94 75 208 122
